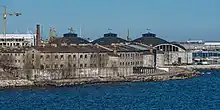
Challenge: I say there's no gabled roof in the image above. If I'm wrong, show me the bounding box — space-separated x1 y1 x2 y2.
92 33 128 45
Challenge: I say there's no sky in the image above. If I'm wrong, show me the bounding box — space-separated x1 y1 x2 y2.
0 0 219 41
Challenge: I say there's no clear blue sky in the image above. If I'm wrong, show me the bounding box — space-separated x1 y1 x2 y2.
0 0 219 41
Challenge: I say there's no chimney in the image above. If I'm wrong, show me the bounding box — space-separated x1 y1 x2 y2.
36 24 41 47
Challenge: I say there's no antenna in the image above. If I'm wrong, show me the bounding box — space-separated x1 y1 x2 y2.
107 28 112 33
68 27 74 33
127 28 131 41
146 28 151 33
79 25 82 37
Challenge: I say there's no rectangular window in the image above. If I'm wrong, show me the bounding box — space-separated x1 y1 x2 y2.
80 55 83 58
80 64 83 68
73 55 76 58
84 64 87 68
68 55 71 59
73 64 76 68
46 65 50 69
46 55 50 59
55 55 58 59
60 55 64 60
55 64 58 68
40 55 43 59
32 54 34 59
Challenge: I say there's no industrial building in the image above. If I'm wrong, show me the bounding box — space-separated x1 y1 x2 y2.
0 34 36 47
132 32 192 65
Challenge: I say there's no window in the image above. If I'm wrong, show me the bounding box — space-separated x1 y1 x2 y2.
90 55 93 58
40 55 43 59
32 54 34 59
80 64 83 68
90 64 93 67
40 65 44 69
60 64 64 68
46 55 50 59
73 55 76 58
60 55 64 60
55 64 58 68
46 65 50 69
80 55 83 58
68 55 71 59
68 64 71 68
85 55 87 59
84 64 87 68
73 64 76 68
55 55 58 59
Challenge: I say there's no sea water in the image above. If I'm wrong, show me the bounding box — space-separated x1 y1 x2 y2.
0 70 220 110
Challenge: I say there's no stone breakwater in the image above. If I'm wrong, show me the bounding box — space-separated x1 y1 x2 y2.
43 72 198 87
0 80 34 88
0 71 199 88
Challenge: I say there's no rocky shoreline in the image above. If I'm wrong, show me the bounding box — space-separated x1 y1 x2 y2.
0 70 200 88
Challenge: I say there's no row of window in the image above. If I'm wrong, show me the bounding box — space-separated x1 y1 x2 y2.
0 60 24 63
119 53 142 58
0 53 25 56
120 61 143 66
156 45 179 52
40 63 105 69
0 43 28 46
39 54 106 60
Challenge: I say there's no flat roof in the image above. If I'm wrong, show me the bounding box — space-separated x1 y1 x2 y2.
0 34 36 39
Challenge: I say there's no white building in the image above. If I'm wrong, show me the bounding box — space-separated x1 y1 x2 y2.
0 34 36 47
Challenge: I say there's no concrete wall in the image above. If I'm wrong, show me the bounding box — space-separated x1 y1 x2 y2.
30 67 134 80
164 51 192 65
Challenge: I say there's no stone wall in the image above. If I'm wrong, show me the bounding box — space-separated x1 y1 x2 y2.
30 67 134 81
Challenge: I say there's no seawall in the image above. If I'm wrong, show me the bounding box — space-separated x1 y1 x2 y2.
0 69 198 88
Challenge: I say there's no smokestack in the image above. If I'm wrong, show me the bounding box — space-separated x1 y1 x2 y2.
36 24 41 47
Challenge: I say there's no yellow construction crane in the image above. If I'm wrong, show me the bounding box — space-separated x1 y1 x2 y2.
1 5 21 36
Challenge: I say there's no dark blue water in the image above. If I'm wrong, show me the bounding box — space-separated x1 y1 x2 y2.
1 70 220 110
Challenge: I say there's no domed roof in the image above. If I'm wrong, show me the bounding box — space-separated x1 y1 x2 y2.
63 32 78 37
51 32 89 45
132 32 169 46
92 33 128 45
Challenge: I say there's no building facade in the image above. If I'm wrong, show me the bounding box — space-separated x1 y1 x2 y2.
0 34 36 47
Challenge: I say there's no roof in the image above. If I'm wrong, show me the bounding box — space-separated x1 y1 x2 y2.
172 43 186 50
34 45 111 53
51 32 89 45
92 33 128 45
103 44 145 52
132 32 169 46
0 34 35 39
